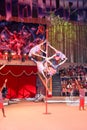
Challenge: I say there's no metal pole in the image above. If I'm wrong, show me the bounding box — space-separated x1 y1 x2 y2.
44 28 51 114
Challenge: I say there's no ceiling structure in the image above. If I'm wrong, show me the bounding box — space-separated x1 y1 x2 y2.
0 0 87 22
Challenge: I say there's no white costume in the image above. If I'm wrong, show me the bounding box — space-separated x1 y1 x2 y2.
29 40 46 58
29 40 67 78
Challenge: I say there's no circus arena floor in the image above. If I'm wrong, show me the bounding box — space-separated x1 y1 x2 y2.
0 98 87 130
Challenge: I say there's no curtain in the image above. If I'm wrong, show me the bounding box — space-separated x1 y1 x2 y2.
0 65 37 99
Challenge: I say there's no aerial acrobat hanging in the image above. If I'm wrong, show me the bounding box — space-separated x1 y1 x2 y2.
28 39 67 78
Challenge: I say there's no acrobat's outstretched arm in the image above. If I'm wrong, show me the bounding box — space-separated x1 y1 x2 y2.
58 57 67 66
31 53 46 59
0 64 6 70
38 40 47 54
39 39 47 46
30 58 37 63
40 48 46 54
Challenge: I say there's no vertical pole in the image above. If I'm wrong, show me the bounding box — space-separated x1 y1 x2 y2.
44 28 51 114
45 28 48 114
45 76 48 114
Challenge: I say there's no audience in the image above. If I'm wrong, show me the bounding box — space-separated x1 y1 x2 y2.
59 65 87 96
0 25 46 61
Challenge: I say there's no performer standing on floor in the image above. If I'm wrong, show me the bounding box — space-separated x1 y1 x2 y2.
75 79 85 110
0 86 6 117
1 79 8 99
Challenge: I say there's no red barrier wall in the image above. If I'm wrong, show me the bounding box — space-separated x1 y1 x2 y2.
0 65 37 99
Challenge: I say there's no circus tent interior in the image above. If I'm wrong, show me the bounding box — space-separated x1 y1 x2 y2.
0 20 47 99
0 2 87 130
0 0 87 99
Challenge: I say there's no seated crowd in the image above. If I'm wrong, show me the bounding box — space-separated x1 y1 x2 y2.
59 65 87 96
0 25 45 61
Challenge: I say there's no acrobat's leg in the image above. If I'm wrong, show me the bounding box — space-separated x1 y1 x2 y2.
32 53 46 59
41 70 47 79
2 108 6 117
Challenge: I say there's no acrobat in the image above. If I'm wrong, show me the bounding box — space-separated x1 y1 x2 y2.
29 40 67 78
29 40 46 59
